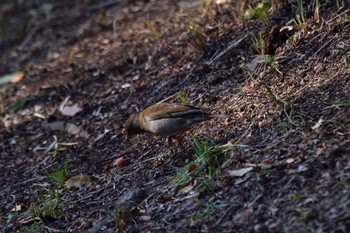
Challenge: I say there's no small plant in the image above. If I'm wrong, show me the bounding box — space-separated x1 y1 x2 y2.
170 136 224 191
314 0 320 23
30 189 65 220
243 0 271 25
187 24 207 53
294 0 307 35
176 90 189 104
252 34 266 55
114 207 121 227
263 55 282 74
296 0 305 23
251 154 259 164
53 168 67 188
188 201 230 225
48 157 69 188
281 121 291 132
199 0 215 22
20 220 39 233
291 193 302 202
263 55 274 66
7 95 34 113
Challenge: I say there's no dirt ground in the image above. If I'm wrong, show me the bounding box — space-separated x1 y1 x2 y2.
1 0 350 232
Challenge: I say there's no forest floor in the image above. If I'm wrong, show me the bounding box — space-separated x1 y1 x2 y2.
1 0 350 232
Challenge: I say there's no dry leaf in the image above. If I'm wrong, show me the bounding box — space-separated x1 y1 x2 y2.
286 158 294 164
113 157 130 167
42 121 90 138
121 83 131 89
311 118 323 130
227 167 253 177
65 174 92 189
11 203 24 212
177 185 194 195
139 215 151 221
0 72 24 85
60 104 82 116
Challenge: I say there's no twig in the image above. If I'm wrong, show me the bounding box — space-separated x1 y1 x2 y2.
19 25 40 49
308 38 334 60
208 35 248 64
326 8 350 24
214 204 234 226
157 93 177 104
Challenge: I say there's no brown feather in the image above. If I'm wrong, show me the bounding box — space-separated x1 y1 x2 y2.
124 103 229 141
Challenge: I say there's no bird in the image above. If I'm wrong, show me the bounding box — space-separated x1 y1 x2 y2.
124 102 229 149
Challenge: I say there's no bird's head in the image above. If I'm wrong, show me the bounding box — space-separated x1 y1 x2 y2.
124 114 142 141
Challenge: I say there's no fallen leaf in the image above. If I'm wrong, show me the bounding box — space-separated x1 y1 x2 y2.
0 72 24 85
139 215 151 221
11 203 24 212
66 123 82 135
227 167 253 177
65 174 92 189
286 158 294 164
42 121 90 138
220 141 234 149
121 83 131 89
60 104 82 116
177 185 194 195
311 118 323 130
112 157 130 167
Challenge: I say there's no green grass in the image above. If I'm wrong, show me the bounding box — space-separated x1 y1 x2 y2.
7 95 34 113
187 201 230 225
170 136 225 191
243 0 271 25
177 90 189 104
314 0 320 23
187 23 207 52
296 0 305 23
20 221 39 233
252 34 266 55
29 189 65 220
48 157 69 188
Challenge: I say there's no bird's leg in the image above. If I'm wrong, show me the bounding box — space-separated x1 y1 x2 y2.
167 136 173 146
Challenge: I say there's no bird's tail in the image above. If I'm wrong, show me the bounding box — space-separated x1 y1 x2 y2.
208 114 231 119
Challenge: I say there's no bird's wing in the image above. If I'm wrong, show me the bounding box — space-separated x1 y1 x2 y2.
143 103 204 120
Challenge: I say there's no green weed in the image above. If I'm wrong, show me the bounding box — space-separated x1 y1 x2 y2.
314 0 320 23
30 189 65 220
296 0 305 23
47 157 69 188
7 95 34 113
170 136 225 191
20 221 39 233
187 24 207 52
252 34 266 55
177 90 189 104
243 0 271 25
188 201 230 225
